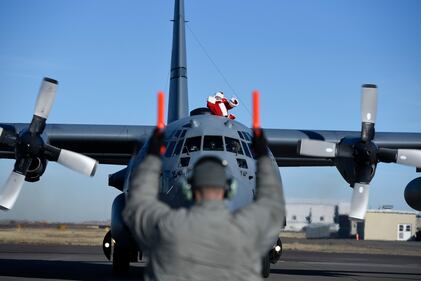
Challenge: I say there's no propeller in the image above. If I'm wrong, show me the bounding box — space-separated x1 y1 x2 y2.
0 77 98 210
0 172 26 210
298 139 336 158
349 183 370 220
298 84 421 220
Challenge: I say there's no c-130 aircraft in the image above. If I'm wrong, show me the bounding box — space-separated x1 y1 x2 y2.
1 0 421 278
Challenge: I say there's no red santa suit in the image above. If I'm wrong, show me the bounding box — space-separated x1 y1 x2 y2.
207 92 239 120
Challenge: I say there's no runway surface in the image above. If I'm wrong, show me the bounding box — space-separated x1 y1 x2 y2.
0 244 420 281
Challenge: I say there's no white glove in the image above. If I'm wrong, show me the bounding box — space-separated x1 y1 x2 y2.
230 97 239 106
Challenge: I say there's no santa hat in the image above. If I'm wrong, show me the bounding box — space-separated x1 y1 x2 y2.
215 91 224 99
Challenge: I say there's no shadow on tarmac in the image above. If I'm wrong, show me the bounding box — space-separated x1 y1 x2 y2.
0 259 144 280
1 258 421 281
271 268 421 279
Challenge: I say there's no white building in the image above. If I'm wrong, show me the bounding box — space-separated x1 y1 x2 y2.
284 200 420 241
284 201 350 232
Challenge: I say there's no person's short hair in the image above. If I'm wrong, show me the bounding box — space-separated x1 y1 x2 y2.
191 156 227 190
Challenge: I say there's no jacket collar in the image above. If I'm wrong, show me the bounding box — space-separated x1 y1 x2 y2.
194 200 227 210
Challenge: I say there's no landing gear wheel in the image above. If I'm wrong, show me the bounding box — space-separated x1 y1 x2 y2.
261 254 270 278
102 230 112 260
112 244 130 276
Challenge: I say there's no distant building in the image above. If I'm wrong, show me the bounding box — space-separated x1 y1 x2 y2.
284 201 350 232
363 210 418 241
285 201 420 241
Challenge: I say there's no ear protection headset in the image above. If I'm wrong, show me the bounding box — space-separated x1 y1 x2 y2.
179 156 237 201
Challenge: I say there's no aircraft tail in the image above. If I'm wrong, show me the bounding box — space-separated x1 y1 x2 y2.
168 0 189 123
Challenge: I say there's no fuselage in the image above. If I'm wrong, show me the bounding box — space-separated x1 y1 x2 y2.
108 109 283 273
124 109 280 211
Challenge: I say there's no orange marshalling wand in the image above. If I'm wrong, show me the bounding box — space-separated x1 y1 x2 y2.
157 91 165 129
252 90 261 131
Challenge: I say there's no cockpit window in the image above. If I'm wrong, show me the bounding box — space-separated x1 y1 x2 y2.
174 130 182 138
203 136 224 151
238 131 245 139
183 136 202 153
173 139 184 155
241 141 251 158
225 137 244 155
243 132 252 141
247 142 256 159
180 157 190 167
180 130 187 138
165 141 176 157
237 158 248 169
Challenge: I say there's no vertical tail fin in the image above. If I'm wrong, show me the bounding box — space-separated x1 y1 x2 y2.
168 0 189 123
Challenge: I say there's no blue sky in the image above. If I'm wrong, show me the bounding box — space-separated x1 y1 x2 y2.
1 0 420 222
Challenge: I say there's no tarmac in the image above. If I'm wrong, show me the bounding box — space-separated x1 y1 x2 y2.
0 243 420 281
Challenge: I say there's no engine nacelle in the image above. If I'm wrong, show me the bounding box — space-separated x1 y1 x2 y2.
108 167 128 191
405 177 421 211
25 157 47 182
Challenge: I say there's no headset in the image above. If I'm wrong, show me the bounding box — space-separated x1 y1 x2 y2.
179 157 237 201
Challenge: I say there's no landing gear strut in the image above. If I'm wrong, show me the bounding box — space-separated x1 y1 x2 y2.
112 243 130 275
262 238 283 278
261 254 271 278
103 230 140 276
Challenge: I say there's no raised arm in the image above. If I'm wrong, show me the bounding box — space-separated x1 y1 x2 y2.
235 129 285 255
223 97 239 110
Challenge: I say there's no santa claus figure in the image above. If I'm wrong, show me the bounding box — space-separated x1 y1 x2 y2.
207 91 239 120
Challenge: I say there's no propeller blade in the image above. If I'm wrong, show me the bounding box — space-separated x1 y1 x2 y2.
298 139 336 157
57 149 98 177
361 84 377 124
0 172 25 210
396 149 421 167
34 77 58 119
349 183 370 220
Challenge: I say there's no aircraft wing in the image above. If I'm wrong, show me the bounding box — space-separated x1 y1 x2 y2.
0 123 154 165
265 129 421 167
3 123 421 168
